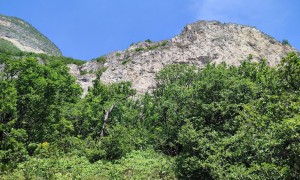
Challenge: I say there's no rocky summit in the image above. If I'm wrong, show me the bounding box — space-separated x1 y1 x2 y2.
0 14 61 56
69 20 297 96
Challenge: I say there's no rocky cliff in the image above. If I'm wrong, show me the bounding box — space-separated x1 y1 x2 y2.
69 20 297 96
0 14 61 56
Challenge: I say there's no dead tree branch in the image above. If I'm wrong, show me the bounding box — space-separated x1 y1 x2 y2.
100 95 132 138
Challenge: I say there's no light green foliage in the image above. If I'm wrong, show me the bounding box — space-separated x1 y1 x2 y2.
279 52 300 91
1 150 175 179
0 38 21 54
0 80 17 123
106 150 176 179
1 52 300 179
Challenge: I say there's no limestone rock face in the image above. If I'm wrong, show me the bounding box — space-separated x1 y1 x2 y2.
67 63 97 97
0 14 62 56
70 20 297 95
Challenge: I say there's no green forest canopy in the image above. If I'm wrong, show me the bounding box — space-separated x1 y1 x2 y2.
0 52 299 179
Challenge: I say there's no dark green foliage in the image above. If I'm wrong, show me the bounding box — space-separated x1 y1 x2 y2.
71 80 135 139
135 47 145 52
13 58 81 141
148 41 168 50
121 59 132 65
282 39 290 45
101 124 151 160
139 53 300 178
80 70 88 75
56 56 85 66
0 57 82 170
132 41 168 52
147 41 169 51
96 67 108 77
1 52 300 179
161 41 168 46
0 80 17 124
0 50 85 65
279 52 300 91
148 44 161 50
93 55 107 63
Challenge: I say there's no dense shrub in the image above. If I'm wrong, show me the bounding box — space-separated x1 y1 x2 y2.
1 52 300 179
1 150 175 179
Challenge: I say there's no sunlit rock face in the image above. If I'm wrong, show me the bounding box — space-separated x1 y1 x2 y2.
0 14 62 56
69 20 297 95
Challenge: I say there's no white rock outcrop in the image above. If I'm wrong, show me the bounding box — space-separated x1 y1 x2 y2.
69 21 297 95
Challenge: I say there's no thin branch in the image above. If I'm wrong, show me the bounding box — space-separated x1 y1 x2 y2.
100 94 132 138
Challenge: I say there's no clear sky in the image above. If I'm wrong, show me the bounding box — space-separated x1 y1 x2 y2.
1 0 299 60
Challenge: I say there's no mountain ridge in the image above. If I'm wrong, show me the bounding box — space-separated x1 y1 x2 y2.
69 20 297 96
0 16 297 96
0 14 62 56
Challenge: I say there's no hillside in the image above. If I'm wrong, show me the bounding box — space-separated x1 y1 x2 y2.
1 17 300 179
69 21 297 95
0 14 61 56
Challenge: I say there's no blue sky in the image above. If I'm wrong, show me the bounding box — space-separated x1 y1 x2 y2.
1 0 299 60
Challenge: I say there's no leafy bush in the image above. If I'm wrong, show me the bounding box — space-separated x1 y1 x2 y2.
1 150 175 179
282 39 290 45
57 56 85 66
145 39 152 43
122 59 132 65
135 47 145 52
101 124 151 160
0 50 85 65
94 56 107 63
80 70 88 75
161 41 168 46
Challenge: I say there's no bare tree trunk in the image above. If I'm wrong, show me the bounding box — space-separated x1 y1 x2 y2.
100 95 131 138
